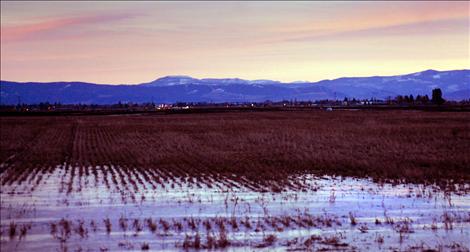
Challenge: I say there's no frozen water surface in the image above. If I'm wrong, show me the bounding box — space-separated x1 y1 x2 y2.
1 165 469 251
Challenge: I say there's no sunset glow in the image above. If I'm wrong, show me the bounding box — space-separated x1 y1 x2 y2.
1 1 469 84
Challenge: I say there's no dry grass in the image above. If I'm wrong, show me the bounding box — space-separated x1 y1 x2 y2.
1 110 469 191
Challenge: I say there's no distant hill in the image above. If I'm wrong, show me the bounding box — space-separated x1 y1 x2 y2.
1 69 469 104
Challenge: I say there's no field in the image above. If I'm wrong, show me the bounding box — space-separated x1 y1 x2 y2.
1 110 470 251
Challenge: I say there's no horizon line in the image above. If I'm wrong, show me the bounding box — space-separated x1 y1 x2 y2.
1 68 469 86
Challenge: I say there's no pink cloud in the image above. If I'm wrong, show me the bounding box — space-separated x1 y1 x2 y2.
1 13 134 42
260 18 469 45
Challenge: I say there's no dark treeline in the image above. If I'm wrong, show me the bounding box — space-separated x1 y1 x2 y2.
1 88 469 114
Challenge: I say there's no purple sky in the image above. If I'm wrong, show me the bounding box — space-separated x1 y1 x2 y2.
1 1 469 84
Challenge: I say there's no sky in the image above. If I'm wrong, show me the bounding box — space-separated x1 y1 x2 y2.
1 1 469 84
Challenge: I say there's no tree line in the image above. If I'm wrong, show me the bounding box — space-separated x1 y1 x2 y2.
393 88 445 105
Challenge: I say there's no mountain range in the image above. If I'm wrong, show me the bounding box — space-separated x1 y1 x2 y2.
1 69 468 105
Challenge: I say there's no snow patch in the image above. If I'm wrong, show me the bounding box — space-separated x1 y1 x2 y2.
447 84 459 92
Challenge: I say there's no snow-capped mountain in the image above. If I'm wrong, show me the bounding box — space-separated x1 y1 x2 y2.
1 69 468 104
142 76 202 86
317 69 469 100
142 76 282 87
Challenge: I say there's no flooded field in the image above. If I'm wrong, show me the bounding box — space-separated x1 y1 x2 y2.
1 111 469 251
1 166 469 251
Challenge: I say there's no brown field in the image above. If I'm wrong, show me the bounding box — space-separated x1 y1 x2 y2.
1 110 469 192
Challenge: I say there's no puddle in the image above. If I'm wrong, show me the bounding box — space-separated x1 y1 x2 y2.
1 167 469 251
